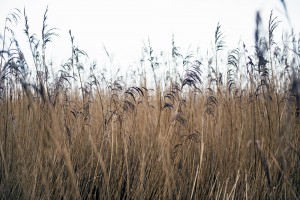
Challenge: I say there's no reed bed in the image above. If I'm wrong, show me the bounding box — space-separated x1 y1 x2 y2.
0 6 299 199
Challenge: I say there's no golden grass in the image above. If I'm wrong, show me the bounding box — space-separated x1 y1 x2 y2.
0 7 300 199
0 84 299 199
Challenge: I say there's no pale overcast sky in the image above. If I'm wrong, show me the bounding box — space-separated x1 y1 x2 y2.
0 0 299 66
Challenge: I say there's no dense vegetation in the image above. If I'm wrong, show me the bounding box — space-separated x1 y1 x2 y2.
0 5 300 199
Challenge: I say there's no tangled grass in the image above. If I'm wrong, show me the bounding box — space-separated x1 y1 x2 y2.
0 6 300 200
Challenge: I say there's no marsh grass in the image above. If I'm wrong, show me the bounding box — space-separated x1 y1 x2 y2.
0 6 300 200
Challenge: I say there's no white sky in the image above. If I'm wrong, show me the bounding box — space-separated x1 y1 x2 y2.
0 0 300 67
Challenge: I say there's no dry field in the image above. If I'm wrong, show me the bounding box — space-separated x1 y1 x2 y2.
0 7 300 199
